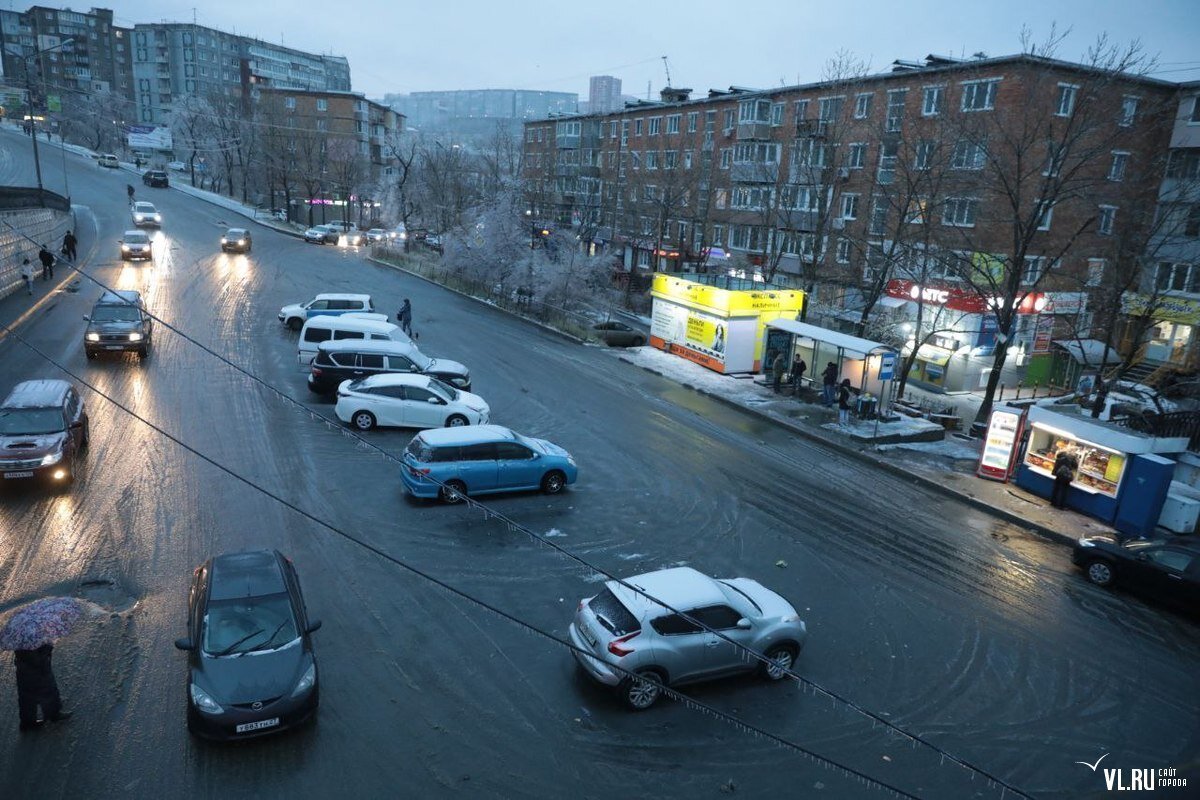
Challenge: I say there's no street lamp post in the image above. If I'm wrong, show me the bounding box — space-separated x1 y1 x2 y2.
17 37 73 204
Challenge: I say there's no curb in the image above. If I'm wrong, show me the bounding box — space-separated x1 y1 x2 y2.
618 356 1078 549
366 255 589 346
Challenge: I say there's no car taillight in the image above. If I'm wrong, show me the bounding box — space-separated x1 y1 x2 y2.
608 631 639 658
311 366 323 375
407 465 430 476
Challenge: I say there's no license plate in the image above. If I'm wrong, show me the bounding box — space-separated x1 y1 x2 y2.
580 625 597 648
105 345 125 350
236 718 279 733
4 471 34 479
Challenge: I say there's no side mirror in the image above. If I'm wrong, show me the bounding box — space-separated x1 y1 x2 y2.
69 420 82 429
736 618 752 630
427 397 440 404
174 638 194 651
82 314 90 321
306 620 323 634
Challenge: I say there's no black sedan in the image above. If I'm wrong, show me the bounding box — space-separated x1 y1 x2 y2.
1071 535 1200 610
220 228 252 253
174 550 321 740
593 320 647 347
142 170 169 188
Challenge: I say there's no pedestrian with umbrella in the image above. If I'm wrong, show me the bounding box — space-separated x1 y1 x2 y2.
0 597 82 731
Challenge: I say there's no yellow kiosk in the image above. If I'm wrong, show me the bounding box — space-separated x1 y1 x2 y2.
650 275 805 373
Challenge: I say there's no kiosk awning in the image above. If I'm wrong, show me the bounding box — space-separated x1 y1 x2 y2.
765 319 893 358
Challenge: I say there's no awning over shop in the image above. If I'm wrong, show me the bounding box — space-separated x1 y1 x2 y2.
765 319 891 358
914 343 953 366
1052 338 1121 366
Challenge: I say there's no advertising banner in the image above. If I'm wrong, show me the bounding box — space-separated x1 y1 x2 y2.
1032 314 1055 354
1122 293 1200 325
125 124 173 150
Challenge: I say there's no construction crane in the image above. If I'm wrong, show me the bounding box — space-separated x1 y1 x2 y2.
662 55 672 87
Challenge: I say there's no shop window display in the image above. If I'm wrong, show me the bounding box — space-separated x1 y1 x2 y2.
1024 426 1124 498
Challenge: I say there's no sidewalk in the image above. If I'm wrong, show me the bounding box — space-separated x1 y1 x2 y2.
609 346 1119 549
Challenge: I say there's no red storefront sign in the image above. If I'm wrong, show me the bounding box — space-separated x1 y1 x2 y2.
885 280 1046 315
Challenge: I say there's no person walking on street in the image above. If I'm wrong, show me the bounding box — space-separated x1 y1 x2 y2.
20 258 36 295
126 184 135 204
791 354 807 397
771 350 786 393
62 230 77 261
837 378 852 426
821 362 838 406
14 643 72 731
396 298 413 336
37 245 55 281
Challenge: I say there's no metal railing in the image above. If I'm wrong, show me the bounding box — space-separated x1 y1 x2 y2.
0 187 70 213
1112 409 1200 452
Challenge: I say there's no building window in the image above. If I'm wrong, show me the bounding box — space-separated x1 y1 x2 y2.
1055 84 1079 116
683 151 692 169
818 96 844 121
634 118 643 135
1036 202 1053 231
646 151 659 170
771 103 784 126
836 237 852 264
1190 96 1200 124
915 140 936 170
723 109 735 130
1086 258 1106 287
922 86 944 116
1043 143 1064 177
793 99 809 120
667 114 680 134
720 148 732 169
317 98 328 111
687 112 698 133
961 79 999 111
1097 205 1117 235
739 99 772 123
285 97 296 110
649 117 661 135
869 198 888 235
1155 262 1200 293
1022 256 1045 284
840 193 859 220
791 139 825 168
664 151 676 169
854 93 872 119
712 225 724 246
877 140 897 184
906 198 928 225
316 119 327 131
951 139 986 169
847 142 866 169
1109 151 1129 181
943 197 979 227
885 89 906 132
609 121 618 138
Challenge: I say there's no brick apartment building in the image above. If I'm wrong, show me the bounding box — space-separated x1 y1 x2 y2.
521 53 1180 392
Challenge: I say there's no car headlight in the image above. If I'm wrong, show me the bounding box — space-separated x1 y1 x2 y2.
121 244 130 251
153 214 161 221
128 332 143 342
220 238 227 244
41 450 63 466
1077 538 1096 548
237 239 245 246
291 663 316 697
190 683 223 714
86 332 100 342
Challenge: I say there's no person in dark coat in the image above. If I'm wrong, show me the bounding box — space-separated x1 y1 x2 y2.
1090 382 1110 419
1051 447 1077 508
14 643 71 731
396 298 413 336
837 378 852 426
821 362 838 406
791 354 807 396
37 245 55 281
62 230 77 261
771 351 786 393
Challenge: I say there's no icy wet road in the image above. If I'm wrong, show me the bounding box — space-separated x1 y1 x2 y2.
0 130 1196 800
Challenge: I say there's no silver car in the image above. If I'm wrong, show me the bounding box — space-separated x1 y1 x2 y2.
569 567 806 710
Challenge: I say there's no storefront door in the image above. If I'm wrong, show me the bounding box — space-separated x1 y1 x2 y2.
1145 321 1192 366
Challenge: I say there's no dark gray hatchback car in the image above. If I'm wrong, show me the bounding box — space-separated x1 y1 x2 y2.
84 290 152 359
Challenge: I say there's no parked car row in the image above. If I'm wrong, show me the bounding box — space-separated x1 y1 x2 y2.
304 221 364 246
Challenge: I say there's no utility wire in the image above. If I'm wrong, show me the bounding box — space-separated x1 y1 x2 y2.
0 218 1031 800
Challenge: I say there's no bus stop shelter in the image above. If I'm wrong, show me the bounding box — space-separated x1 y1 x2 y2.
763 319 898 410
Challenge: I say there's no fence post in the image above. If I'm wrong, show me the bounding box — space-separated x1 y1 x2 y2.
999 383 1005 401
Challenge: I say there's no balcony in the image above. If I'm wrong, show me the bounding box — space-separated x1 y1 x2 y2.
555 164 579 178
736 121 772 141
578 164 601 178
788 164 825 184
795 120 829 139
732 162 779 183
555 134 580 149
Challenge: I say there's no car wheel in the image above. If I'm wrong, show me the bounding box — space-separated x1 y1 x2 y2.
623 670 665 711
1085 559 1116 588
86 350 97 360
440 479 467 504
351 411 376 431
632 336 646 347
445 414 469 427
541 470 567 494
287 317 303 331
137 348 148 359
80 422 90 450
760 644 797 680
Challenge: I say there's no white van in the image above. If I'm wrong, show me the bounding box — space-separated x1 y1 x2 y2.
297 315 412 364
97 153 120 168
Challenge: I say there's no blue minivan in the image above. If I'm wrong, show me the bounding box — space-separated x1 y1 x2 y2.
401 425 578 503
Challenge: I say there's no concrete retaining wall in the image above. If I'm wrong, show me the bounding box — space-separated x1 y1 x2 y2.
0 206 73 299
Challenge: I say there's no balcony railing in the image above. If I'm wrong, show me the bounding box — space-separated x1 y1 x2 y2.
736 121 772 141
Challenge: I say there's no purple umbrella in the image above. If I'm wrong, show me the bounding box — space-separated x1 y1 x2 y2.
0 597 85 651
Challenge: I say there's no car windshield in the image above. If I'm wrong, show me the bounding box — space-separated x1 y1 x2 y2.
125 234 149 244
0 408 64 435
428 378 457 400
202 593 299 657
135 203 155 213
91 305 140 322
226 230 244 238
407 348 433 370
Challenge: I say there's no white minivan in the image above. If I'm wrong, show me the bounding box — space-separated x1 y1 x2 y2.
297 314 412 364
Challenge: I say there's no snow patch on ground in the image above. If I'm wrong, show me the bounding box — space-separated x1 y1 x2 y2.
877 438 982 461
544 528 567 538
618 553 647 560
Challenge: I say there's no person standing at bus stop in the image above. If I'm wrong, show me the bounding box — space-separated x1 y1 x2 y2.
821 362 838 406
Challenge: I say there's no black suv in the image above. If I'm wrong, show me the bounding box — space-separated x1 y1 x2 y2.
174 550 321 740
1072 534 1200 611
307 339 471 395
83 290 153 359
143 170 169 188
0 379 89 489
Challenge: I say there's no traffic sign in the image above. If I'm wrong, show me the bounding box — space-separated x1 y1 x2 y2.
879 353 896 381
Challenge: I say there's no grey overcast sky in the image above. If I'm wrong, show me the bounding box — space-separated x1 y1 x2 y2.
104 0 1200 99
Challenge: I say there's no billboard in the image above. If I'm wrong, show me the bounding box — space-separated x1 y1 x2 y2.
125 125 173 150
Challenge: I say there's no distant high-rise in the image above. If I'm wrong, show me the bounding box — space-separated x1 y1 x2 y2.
383 89 577 135
588 75 622 114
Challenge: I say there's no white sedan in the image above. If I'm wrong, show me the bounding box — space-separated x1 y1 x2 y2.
131 201 161 227
335 373 489 431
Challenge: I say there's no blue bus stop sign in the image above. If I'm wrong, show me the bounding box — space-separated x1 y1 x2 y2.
879 353 896 381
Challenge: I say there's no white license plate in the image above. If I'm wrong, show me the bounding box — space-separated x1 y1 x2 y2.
4 471 34 479
580 626 597 648
105 345 125 350
236 718 279 733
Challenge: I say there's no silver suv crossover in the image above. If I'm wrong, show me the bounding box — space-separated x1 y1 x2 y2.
569 567 806 710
